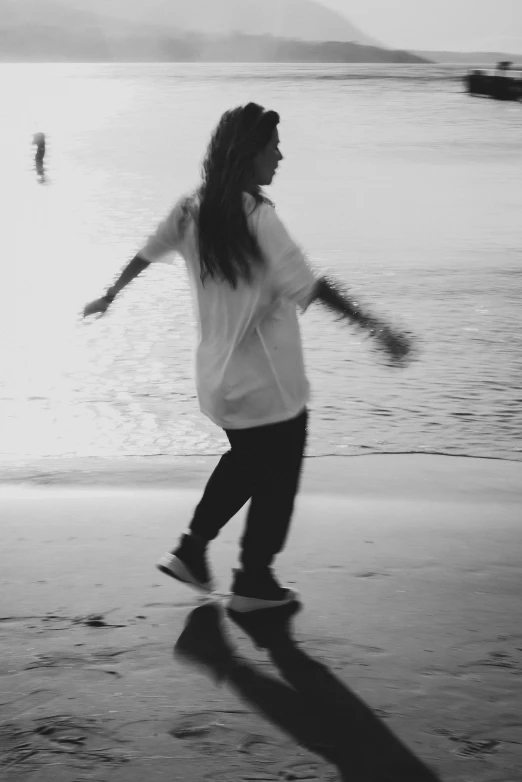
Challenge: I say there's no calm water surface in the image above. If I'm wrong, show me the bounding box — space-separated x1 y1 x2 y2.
1 63 521 461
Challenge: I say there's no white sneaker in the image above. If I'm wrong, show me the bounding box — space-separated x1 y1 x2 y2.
157 534 215 593
227 568 298 613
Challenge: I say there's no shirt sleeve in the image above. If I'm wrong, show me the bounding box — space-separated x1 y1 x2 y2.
138 198 185 264
253 203 319 312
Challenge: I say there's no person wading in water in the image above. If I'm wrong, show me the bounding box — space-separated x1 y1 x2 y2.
83 102 414 614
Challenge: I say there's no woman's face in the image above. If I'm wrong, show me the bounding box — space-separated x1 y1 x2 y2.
252 128 283 187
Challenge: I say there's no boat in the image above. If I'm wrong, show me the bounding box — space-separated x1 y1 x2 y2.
465 62 522 101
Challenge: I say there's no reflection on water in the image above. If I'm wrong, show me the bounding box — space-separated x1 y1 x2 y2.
1 64 521 461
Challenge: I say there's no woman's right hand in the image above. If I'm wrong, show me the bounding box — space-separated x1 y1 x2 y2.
83 297 110 318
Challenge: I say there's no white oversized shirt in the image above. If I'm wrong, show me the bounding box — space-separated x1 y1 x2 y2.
139 193 319 429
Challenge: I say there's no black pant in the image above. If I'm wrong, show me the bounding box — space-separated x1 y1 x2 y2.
189 408 308 571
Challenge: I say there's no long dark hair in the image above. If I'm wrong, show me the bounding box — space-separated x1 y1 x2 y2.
196 102 280 288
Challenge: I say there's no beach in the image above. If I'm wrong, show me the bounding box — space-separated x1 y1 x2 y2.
2 453 521 781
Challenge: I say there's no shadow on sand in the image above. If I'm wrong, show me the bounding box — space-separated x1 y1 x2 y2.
174 602 441 781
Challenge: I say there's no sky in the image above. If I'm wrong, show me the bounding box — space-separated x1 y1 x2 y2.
320 0 522 51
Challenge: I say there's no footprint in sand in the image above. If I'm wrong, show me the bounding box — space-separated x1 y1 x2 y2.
73 613 127 629
237 732 282 759
171 711 293 765
0 688 60 716
353 571 390 578
350 643 386 655
275 760 325 779
25 648 126 678
455 738 500 758
36 612 127 630
171 726 235 757
461 649 521 672
0 615 40 625
204 764 326 782
434 728 501 758
497 632 522 643
170 710 235 749
0 713 128 774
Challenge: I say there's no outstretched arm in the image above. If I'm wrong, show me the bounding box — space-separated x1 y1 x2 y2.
253 205 415 366
83 198 187 318
311 275 415 365
83 254 150 318
104 254 150 302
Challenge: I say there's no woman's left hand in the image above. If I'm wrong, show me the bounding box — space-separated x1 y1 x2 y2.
371 322 417 367
83 297 110 318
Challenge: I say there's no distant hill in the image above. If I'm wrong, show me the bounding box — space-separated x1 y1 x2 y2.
183 35 429 64
415 50 522 66
0 0 429 64
75 0 385 45
0 28 429 64
1 0 383 47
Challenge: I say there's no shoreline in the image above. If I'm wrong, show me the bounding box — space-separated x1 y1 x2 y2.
1 452 521 502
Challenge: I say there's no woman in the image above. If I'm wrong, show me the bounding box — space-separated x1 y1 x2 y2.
84 102 413 614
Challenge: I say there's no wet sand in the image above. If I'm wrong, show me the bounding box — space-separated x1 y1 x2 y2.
1 454 521 781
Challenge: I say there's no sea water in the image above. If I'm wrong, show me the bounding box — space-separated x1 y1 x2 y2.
1 63 521 461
